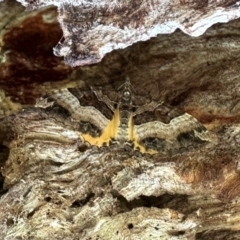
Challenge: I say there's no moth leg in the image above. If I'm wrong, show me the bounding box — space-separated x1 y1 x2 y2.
91 87 115 112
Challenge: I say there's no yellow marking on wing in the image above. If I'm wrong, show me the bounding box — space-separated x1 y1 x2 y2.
132 125 158 155
127 115 134 141
82 108 120 146
80 107 158 155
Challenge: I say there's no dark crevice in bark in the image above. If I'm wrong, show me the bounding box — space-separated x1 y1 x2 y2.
70 192 95 208
113 192 189 212
0 145 9 195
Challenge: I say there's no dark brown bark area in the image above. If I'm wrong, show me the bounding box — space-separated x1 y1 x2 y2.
1 1 240 239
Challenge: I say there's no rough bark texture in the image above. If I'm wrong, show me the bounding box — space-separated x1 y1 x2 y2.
17 0 240 66
1 0 240 239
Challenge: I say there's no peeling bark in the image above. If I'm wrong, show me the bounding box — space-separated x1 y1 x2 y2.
1 0 240 239
13 0 240 66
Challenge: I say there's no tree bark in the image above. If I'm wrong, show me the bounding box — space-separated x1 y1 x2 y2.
1 0 240 239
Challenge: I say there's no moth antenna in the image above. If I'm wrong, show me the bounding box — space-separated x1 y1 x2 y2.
117 77 135 93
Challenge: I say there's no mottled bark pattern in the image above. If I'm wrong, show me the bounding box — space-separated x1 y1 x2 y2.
0 80 240 239
54 0 240 66
15 0 240 66
1 0 240 239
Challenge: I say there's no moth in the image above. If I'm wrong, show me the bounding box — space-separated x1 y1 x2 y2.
50 79 212 155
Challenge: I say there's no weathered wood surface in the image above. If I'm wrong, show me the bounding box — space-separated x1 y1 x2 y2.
17 0 240 66
1 0 240 239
